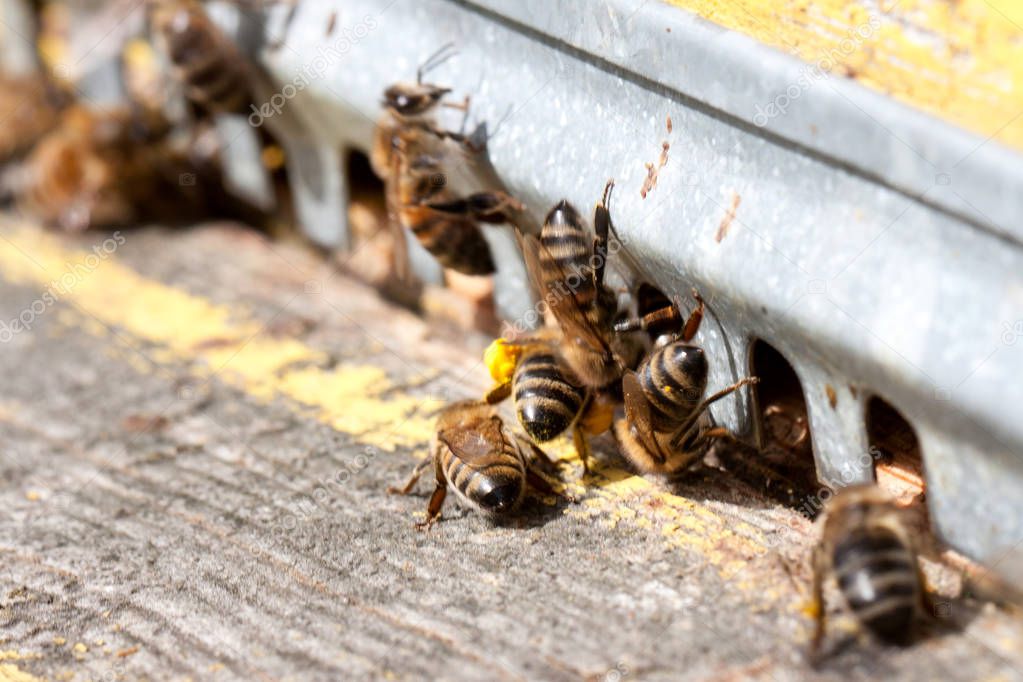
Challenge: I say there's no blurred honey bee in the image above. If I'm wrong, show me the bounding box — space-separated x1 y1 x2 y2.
16 106 140 232
15 103 235 232
371 44 521 278
149 0 256 115
388 399 560 529
519 180 641 392
810 484 933 658
483 334 617 475
0 73 69 168
612 291 758 476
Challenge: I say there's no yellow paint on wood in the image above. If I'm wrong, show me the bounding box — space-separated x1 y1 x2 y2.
0 653 44 682
0 225 437 452
0 664 45 682
661 0 1023 152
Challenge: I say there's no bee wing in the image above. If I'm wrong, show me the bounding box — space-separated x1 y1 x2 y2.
622 371 668 465
519 231 615 358
515 230 549 310
668 412 712 452
385 149 413 282
437 416 506 466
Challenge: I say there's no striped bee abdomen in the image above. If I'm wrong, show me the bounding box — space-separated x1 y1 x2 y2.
441 438 524 513
638 342 708 428
541 201 596 309
155 4 250 114
513 352 585 442
833 527 919 644
400 205 495 275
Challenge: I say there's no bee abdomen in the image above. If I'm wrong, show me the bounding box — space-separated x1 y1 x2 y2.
541 201 596 306
157 6 249 114
402 209 495 275
444 449 524 512
514 353 585 442
639 344 707 424
833 528 919 644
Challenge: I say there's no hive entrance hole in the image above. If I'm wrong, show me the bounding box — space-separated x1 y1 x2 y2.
634 282 677 340
740 339 821 512
866 397 924 505
340 148 424 308
345 148 387 216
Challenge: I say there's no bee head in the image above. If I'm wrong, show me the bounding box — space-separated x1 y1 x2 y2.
383 83 451 117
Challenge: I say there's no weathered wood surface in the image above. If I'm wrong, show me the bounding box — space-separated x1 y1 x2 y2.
0 220 1021 682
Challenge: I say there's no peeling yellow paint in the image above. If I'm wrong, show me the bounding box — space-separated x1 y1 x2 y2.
0 224 788 609
0 664 45 682
662 0 1023 152
0 653 43 682
0 225 438 452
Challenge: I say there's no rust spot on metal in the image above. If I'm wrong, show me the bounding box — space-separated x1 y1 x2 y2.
640 141 670 199
715 192 741 242
825 384 837 409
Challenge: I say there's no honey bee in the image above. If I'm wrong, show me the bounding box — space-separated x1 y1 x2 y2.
0 74 68 168
149 0 255 115
519 180 636 391
810 484 932 658
612 291 758 476
371 44 521 278
16 103 235 232
483 334 617 475
388 400 559 529
16 106 139 231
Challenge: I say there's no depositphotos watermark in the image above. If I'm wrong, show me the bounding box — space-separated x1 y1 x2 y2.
752 14 881 127
0 232 125 343
501 237 626 337
249 445 382 557
248 14 378 127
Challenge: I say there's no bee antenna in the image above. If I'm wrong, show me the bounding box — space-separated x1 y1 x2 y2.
602 178 615 207
487 103 515 142
418 42 458 84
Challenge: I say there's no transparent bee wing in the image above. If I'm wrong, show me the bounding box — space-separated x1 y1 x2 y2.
437 416 506 466
385 144 413 282
622 371 669 465
519 230 615 360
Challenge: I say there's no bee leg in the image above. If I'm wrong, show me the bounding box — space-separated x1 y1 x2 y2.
415 484 447 531
387 455 433 495
592 179 614 289
910 544 943 629
612 304 681 334
424 192 523 224
681 290 706 342
520 437 557 469
694 426 742 448
809 542 828 664
572 426 592 476
485 381 512 405
526 464 576 504
415 456 449 531
526 468 555 496
669 377 759 451
442 94 471 112
441 95 472 136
